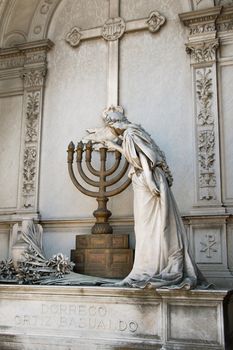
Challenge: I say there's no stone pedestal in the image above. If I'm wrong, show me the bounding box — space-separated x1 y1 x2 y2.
0 285 232 350
71 234 134 278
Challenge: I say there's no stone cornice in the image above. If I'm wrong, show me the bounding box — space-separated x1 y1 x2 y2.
179 6 222 27
0 39 53 57
0 39 54 70
217 5 233 32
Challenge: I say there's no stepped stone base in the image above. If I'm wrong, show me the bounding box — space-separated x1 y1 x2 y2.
71 233 134 278
0 285 232 350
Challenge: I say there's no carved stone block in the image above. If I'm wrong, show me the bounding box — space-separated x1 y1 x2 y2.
0 286 232 349
71 233 133 278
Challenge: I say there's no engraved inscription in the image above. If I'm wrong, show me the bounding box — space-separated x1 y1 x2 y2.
102 17 126 41
14 303 139 334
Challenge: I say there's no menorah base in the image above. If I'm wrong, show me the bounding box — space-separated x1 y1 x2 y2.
71 234 134 278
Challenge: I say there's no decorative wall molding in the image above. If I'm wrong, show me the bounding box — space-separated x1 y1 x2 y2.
217 6 233 33
0 39 53 217
180 6 222 28
186 39 219 63
187 215 233 287
195 68 217 201
28 0 62 42
21 68 46 89
0 40 53 71
180 7 224 213
215 0 233 6
65 9 166 49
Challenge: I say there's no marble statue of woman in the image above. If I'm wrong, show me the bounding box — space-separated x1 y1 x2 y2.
99 108 204 289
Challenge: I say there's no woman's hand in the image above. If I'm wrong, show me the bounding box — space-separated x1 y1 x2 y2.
103 140 123 153
103 140 115 149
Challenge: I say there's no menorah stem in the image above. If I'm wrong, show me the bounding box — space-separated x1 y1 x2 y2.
92 197 113 234
99 148 107 195
69 138 133 278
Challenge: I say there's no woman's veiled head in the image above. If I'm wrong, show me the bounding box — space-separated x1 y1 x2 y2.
103 109 129 135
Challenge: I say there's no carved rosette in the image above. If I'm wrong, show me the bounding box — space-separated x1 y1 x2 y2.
146 11 166 33
65 27 82 47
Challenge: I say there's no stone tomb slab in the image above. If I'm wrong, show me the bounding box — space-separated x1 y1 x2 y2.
0 285 232 349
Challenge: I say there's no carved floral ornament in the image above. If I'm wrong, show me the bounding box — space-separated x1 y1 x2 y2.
25 92 40 143
21 68 47 88
20 90 42 209
195 68 217 201
186 40 219 63
23 146 37 197
189 23 216 36
196 69 214 126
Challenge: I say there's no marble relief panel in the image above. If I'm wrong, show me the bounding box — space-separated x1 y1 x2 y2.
219 64 233 204
193 227 222 264
0 95 23 210
0 226 9 260
227 224 233 272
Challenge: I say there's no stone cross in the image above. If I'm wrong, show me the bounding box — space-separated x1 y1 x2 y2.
65 0 165 106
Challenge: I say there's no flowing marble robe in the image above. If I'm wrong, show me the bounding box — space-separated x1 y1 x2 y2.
118 124 201 289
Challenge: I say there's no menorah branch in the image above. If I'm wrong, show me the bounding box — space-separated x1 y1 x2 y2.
67 162 98 198
67 140 131 234
106 177 131 197
104 158 129 187
104 150 121 176
77 162 100 187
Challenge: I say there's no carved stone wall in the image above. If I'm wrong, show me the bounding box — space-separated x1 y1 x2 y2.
187 215 233 287
0 40 53 219
180 5 233 286
0 1 233 287
180 7 223 213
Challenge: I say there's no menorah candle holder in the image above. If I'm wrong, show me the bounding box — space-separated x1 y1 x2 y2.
67 140 133 278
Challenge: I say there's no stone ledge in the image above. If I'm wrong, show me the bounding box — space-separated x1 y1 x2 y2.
0 285 232 350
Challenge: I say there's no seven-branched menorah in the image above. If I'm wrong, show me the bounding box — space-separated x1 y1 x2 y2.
67 140 133 277
67 140 131 234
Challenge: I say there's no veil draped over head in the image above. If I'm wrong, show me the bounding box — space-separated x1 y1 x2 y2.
104 110 173 187
101 108 207 290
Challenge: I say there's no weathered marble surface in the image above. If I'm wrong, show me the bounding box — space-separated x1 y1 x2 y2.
0 95 22 210
0 285 232 350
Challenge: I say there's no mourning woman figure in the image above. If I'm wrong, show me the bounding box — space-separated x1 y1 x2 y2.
102 109 203 289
